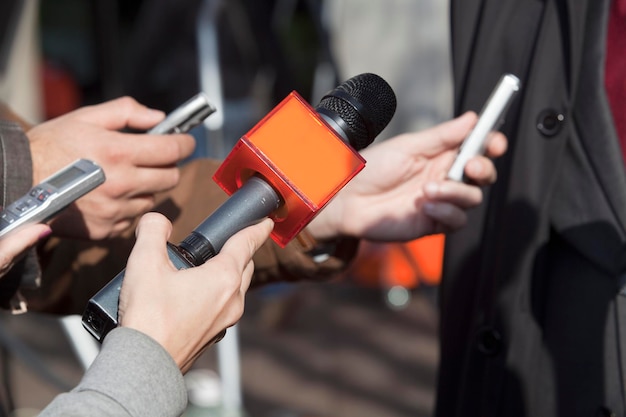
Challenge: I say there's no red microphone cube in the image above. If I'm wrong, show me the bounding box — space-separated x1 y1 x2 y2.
213 91 365 247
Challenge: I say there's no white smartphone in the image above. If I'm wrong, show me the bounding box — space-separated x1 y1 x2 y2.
148 92 216 134
0 159 105 238
447 73 521 182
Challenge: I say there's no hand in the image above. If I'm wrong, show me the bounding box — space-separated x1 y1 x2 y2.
0 224 51 278
118 213 274 373
26 97 196 240
308 111 507 242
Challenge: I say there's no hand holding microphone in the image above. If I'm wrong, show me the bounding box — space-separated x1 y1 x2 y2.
117 212 273 373
82 73 397 342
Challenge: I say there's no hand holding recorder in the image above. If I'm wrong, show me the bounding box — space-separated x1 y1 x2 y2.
306 75 515 242
308 111 509 241
26 97 197 240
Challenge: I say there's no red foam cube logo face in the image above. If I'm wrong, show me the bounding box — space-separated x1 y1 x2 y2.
213 91 366 247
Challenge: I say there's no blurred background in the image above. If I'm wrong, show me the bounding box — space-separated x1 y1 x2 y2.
0 1 452 416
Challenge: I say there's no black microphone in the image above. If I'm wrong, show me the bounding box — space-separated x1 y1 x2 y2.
81 73 396 342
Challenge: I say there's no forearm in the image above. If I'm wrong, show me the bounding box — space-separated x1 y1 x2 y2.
39 328 187 417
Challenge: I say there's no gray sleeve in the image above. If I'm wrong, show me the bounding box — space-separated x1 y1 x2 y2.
38 327 188 417
0 120 41 311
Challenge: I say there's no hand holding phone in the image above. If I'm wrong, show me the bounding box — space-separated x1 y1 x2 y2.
447 73 521 182
0 159 105 238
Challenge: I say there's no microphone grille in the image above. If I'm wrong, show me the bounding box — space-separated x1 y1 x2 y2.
316 73 397 150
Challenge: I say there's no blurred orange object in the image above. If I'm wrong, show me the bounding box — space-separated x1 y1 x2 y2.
348 234 445 289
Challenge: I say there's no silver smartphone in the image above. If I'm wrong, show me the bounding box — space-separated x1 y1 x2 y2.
148 92 216 134
0 159 105 238
447 73 521 182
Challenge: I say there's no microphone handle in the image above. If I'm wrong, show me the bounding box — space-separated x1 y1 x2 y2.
82 176 281 342
179 176 282 264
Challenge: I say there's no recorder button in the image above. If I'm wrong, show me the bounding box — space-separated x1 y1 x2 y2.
16 200 36 214
37 191 51 202
1 212 16 223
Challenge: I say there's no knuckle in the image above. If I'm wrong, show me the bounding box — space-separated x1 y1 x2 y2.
168 168 181 187
225 301 245 326
171 137 191 160
115 96 137 110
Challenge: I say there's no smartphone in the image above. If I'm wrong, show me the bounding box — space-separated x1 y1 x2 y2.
148 92 216 134
447 73 521 182
0 159 105 238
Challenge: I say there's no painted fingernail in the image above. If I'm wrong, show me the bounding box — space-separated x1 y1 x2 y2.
39 227 52 239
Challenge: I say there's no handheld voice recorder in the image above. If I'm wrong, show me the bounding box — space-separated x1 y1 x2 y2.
0 159 105 238
447 73 521 182
148 92 216 134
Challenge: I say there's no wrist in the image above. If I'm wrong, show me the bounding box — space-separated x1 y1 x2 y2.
295 227 359 264
306 210 343 242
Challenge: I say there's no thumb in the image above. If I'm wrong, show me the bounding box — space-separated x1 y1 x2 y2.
219 218 274 269
0 224 51 278
418 111 479 156
128 213 173 267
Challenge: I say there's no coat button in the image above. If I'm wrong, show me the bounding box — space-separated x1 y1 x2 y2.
536 109 565 137
476 327 503 357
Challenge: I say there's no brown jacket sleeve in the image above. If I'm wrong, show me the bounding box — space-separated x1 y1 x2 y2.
28 158 359 314
156 158 360 287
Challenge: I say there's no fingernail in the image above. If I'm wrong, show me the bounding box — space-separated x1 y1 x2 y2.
423 202 436 215
39 227 52 239
468 160 483 177
147 109 165 118
425 182 439 197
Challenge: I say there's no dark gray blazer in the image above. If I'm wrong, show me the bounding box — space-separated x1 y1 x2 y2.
440 0 626 416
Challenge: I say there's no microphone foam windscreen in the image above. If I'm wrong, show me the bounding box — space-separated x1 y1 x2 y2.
317 73 397 150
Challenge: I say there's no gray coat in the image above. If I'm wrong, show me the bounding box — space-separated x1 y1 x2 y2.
440 0 626 416
39 328 187 417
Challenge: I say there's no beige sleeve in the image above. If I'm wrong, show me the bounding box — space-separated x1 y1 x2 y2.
26 158 359 314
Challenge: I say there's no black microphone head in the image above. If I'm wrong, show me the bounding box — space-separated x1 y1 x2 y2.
316 73 397 150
